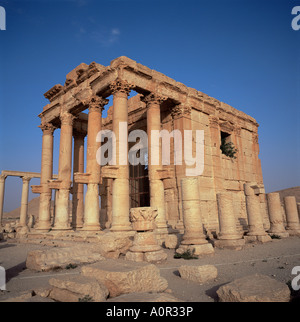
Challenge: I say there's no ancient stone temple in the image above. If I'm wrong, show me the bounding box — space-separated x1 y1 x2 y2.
30 56 266 237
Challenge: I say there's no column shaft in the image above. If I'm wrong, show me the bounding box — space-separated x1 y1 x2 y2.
37 123 55 231
0 175 7 226
19 177 31 227
72 131 85 229
267 192 289 237
143 93 168 233
110 79 133 231
180 177 207 244
53 112 74 230
217 192 241 240
284 196 300 234
83 96 108 231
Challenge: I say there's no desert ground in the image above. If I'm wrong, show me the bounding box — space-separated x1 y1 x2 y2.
0 235 299 302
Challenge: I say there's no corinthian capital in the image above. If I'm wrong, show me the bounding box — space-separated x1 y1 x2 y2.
109 78 134 96
141 93 167 105
60 112 76 126
87 95 109 112
39 122 56 135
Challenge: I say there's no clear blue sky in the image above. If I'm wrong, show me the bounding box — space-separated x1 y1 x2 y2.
0 0 299 212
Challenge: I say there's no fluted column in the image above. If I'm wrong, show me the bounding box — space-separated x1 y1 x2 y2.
284 196 300 235
142 93 168 234
0 174 7 226
19 176 32 227
109 79 133 231
83 96 108 231
267 192 289 238
36 123 55 231
72 130 85 229
53 111 75 230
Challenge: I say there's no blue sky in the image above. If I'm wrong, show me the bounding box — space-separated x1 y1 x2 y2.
0 0 299 212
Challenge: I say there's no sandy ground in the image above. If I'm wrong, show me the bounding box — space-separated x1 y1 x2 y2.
0 236 299 302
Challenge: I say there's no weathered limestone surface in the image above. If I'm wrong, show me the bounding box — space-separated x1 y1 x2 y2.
26 246 105 272
217 274 291 302
267 193 289 238
214 192 245 249
81 263 168 297
48 275 109 302
244 183 271 243
178 265 218 284
177 177 214 255
284 196 300 236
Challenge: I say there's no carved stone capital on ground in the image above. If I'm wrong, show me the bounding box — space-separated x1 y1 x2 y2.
141 93 167 106
130 207 158 231
110 78 134 96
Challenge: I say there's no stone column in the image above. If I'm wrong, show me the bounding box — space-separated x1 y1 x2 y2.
142 93 168 235
36 123 55 231
171 104 192 231
267 192 289 238
0 174 7 226
19 176 32 227
53 112 75 231
109 79 133 232
177 177 214 255
244 183 271 243
284 196 300 235
72 130 85 229
214 192 245 249
83 95 108 231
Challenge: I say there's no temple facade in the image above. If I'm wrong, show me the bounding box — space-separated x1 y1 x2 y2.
30 56 266 236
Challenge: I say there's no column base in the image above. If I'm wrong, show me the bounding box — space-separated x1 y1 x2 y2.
181 237 208 245
286 228 300 236
110 224 133 232
244 234 272 243
81 223 101 231
35 221 52 232
213 239 245 250
52 224 72 231
268 231 289 238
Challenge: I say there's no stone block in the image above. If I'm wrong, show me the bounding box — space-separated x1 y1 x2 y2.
178 265 218 284
143 250 168 263
164 234 179 249
217 274 291 302
26 246 105 272
81 264 168 297
48 275 108 302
